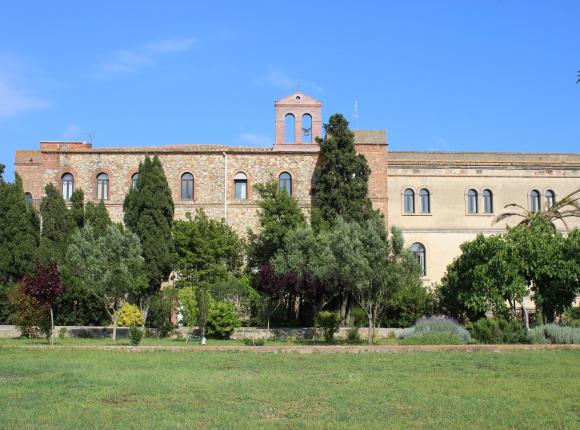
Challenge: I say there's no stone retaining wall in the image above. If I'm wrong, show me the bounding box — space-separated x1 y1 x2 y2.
0 325 402 340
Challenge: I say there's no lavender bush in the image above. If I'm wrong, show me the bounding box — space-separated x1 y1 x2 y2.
397 316 472 342
528 324 580 344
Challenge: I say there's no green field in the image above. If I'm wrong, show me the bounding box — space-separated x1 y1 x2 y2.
0 348 578 429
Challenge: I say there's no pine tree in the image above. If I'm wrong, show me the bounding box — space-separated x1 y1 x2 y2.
0 174 40 284
39 183 73 264
123 155 174 291
70 189 85 229
313 114 373 228
85 200 112 237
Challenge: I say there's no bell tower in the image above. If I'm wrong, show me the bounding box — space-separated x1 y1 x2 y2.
273 92 322 151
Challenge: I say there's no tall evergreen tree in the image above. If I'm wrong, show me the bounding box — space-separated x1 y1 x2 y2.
0 174 40 284
313 114 373 228
39 183 73 264
69 189 85 229
123 155 174 294
85 200 112 237
248 181 306 270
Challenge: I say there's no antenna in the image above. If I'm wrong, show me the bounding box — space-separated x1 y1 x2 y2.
354 99 360 129
85 132 94 145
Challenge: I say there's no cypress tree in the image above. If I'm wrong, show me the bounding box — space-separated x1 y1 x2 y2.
248 181 306 270
39 183 73 264
85 200 112 237
313 114 373 228
70 189 85 229
0 174 40 284
123 155 174 291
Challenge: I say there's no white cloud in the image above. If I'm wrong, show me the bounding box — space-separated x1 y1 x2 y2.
93 37 195 78
146 38 195 53
239 133 272 147
257 68 322 93
0 73 48 118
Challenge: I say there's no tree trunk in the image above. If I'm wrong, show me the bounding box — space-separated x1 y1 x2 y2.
139 299 150 329
50 307 54 345
340 294 349 327
522 304 530 332
367 315 373 346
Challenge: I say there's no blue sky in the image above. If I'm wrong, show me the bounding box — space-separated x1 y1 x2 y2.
1 1 579 180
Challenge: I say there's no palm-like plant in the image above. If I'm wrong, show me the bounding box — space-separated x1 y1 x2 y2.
494 188 580 230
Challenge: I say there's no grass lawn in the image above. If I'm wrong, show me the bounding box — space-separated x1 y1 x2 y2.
0 348 578 429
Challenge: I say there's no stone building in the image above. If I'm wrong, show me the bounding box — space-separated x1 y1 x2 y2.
14 92 580 287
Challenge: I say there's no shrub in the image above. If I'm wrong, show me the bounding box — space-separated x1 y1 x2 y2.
350 306 367 327
129 326 144 346
562 308 580 328
8 285 49 338
470 318 527 344
315 311 341 342
398 316 471 343
346 327 361 343
117 303 144 327
400 332 465 345
146 290 176 336
382 282 436 328
58 327 67 340
528 324 580 344
243 337 265 346
206 301 240 339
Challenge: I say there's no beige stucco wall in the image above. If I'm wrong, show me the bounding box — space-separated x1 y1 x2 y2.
388 151 580 285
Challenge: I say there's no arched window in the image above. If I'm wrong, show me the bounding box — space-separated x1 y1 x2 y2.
234 172 247 200
545 190 555 208
482 189 493 214
419 188 430 213
467 189 478 214
411 243 426 276
284 114 295 144
181 173 194 201
61 173 74 201
131 173 138 190
403 188 415 213
97 173 109 200
279 172 292 195
301 114 312 143
530 190 541 213
24 192 33 207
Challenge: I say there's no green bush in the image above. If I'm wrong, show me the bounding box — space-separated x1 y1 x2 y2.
315 311 341 342
400 332 465 345
206 301 240 339
470 318 527 344
382 282 436 328
129 326 144 346
562 308 580 328
398 316 471 343
528 324 580 344
346 327 361 343
349 307 367 327
243 338 265 346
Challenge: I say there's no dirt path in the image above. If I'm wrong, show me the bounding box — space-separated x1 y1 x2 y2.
4 344 579 353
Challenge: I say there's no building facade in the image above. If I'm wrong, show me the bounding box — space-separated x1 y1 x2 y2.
15 92 580 286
